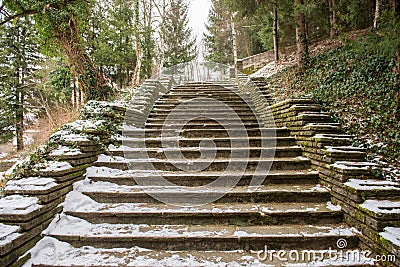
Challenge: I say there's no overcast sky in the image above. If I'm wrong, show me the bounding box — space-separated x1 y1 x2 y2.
188 0 212 59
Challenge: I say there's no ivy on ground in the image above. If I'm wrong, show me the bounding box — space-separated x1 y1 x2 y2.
267 29 400 169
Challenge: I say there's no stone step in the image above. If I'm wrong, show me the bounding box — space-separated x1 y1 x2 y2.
151 109 259 116
165 93 245 98
170 88 239 92
161 93 251 99
120 136 295 148
121 127 289 138
152 105 255 111
65 195 343 225
147 113 258 121
145 118 260 125
159 97 253 103
170 88 238 92
156 97 253 102
80 182 330 204
153 102 257 108
94 155 311 172
87 167 320 186
45 214 358 251
110 146 301 159
31 237 374 267
144 122 262 129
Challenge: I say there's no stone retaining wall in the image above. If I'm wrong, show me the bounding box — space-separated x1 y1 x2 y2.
0 79 173 266
237 75 400 266
236 45 297 74
270 99 400 266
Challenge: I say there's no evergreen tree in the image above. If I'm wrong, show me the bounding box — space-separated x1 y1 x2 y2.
204 0 234 64
140 0 157 79
141 25 156 79
2 0 111 101
0 15 41 150
87 0 136 88
162 0 197 68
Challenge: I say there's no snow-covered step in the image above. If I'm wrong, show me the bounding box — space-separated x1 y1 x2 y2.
120 136 294 148
162 92 251 98
154 99 253 104
146 118 260 125
152 105 255 112
30 241 375 267
150 109 259 115
147 114 259 121
44 214 358 251
77 180 331 204
121 127 289 138
145 122 262 129
109 145 301 159
64 191 342 225
94 154 311 172
86 166 320 186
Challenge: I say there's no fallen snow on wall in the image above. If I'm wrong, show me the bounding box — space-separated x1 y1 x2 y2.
36 161 72 172
345 179 400 191
380 227 400 247
49 145 82 157
66 120 106 132
0 195 40 215
0 223 20 239
360 200 400 214
0 223 21 247
5 177 57 192
50 130 90 142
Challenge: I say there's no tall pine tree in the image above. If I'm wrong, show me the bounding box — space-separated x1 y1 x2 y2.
162 0 197 68
204 0 234 65
87 0 136 88
0 15 41 150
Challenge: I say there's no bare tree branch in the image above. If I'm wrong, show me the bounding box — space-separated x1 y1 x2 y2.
0 9 37 26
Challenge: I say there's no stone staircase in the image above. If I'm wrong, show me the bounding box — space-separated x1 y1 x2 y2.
27 82 375 266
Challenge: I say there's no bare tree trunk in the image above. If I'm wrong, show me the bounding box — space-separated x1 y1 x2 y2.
126 66 130 86
295 0 308 68
80 86 84 106
55 15 109 101
133 0 142 86
71 76 76 108
329 0 338 38
231 13 238 67
273 2 279 62
118 64 123 89
37 87 55 127
15 71 24 151
155 0 167 70
374 0 381 28
74 76 81 108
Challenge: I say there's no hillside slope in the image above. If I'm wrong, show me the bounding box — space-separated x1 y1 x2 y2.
261 28 400 179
